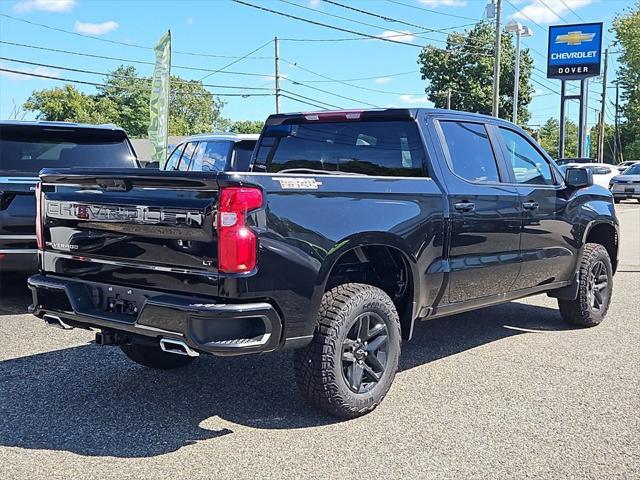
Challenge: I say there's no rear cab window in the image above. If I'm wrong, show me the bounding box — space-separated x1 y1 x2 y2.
0 125 137 173
256 120 427 177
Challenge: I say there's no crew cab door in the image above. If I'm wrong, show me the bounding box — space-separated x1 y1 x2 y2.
493 126 576 289
434 119 522 303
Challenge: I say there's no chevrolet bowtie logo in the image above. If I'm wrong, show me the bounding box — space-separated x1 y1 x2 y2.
555 31 596 46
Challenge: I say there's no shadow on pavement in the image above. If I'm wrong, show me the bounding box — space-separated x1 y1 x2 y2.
0 301 569 458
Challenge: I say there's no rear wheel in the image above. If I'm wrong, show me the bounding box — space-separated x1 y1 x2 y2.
294 283 401 418
558 243 613 327
120 342 196 370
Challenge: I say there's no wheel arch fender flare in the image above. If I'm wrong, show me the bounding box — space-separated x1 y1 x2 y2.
312 232 421 322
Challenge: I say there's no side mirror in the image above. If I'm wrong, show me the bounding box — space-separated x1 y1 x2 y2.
144 161 160 169
565 167 593 188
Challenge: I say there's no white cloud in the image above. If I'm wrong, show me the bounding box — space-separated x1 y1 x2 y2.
74 20 119 35
375 77 392 84
0 64 60 81
513 0 593 24
399 94 430 104
419 0 467 7
186 17 195 25
308 0 321 7
13 0 76 13
379 30 416 43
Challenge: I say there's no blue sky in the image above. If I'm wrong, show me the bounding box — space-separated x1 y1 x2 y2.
0 0 635 131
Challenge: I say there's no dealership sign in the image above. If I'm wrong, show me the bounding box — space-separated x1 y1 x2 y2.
547 23 603 79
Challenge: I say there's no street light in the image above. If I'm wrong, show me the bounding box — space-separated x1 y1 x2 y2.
505 20 533 125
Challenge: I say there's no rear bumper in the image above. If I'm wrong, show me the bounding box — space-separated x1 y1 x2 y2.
28 274 283 356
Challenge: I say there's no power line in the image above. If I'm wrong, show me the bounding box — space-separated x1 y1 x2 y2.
558 0 586 21
0 56 273 90
198 38 273 81
0 40 272 77
0 13 272 60
0 67 272 97
538 0 571 24
320 0 475 35
284 78 380 107
281 93 332 111
278 0 451 44
280 89 343 109
231 0 424 47
383 0 483 22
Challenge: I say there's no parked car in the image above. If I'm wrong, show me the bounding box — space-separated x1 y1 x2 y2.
158 133 258 172
0 121 138 273
609 162 640 203
559 162 618 189
615 160 639 173
28 109 618 418
556 157 592 166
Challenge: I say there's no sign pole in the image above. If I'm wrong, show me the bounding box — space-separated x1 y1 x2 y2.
597 48 609 162
491 0 502 117
578 78 589 158
559 81 566 159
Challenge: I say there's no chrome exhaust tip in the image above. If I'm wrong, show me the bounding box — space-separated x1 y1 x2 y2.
43 314 74 330
159 338 199 357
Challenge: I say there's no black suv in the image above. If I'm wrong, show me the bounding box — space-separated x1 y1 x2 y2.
0 121 138 273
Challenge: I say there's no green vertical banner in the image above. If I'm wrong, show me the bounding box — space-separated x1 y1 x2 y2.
148 30 171 163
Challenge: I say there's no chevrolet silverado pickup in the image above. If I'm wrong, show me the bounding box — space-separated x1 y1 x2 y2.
0 121 138 273
28 109 619 418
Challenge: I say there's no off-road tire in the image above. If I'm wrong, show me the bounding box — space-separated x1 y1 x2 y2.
294 283 401 418
120 342 196 370
558 243 613 327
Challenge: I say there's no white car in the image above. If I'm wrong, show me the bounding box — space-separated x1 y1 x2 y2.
560 163 618 189
609 162 640 203
615 160 639 173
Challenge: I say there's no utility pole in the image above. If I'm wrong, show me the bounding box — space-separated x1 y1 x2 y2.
491 0 502 117
274 36 280 114
597 48 608 163
614 83 620 163
447 88 451 109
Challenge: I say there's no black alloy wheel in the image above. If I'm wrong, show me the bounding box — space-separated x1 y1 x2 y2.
341 312 389 394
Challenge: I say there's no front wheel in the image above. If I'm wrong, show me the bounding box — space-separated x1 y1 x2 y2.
558 243 613 327
294 283 401 418
120 342 196 370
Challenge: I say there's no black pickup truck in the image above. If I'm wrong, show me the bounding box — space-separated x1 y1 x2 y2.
0 121 138 273
28 109 619 418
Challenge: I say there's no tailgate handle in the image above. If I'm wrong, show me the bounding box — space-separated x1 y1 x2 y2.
97 179 130 191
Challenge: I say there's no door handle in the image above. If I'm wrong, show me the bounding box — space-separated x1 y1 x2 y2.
522 201 539 210
454 201 475 212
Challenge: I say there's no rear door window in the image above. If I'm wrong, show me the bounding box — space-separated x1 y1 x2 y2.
258 121 426 177
165 143 185 170
178 142 198 171
439 121 500 183
232 140 256 171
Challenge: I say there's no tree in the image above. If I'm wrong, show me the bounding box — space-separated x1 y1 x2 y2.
538 117 578 158
228 120 264 134
612 1 640 160
24 66 225 138
418 22 534 124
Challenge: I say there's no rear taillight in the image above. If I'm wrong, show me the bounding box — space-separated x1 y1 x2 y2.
217 187 263 273
35 182 44 250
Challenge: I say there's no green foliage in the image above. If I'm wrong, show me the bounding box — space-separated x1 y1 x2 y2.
612 1 640 160
418 22 534 123
538 117 579 158
227 120 264 134
24 66 225 138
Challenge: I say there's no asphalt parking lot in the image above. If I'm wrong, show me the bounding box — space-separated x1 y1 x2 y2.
1 203 638 480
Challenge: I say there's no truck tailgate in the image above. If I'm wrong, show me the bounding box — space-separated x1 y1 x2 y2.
39 168 220 296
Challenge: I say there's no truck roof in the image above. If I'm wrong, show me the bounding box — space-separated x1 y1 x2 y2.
265 108 517 127
183 133 260 143
0 120 127 132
